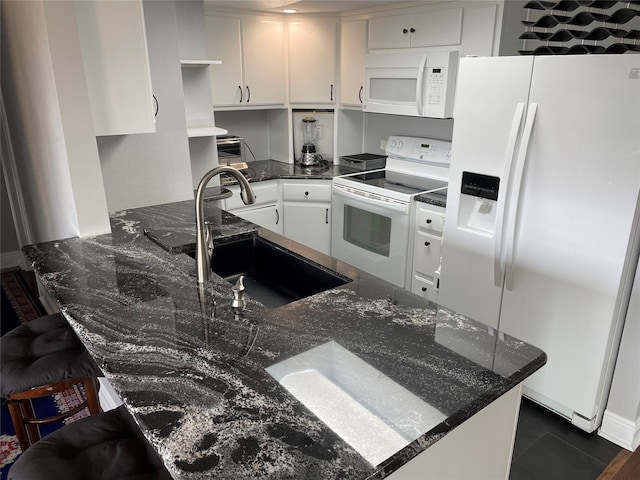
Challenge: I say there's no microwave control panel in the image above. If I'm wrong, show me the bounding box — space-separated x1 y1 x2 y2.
426 67 446 106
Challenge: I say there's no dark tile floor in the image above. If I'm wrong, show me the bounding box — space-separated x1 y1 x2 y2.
510 398 621 480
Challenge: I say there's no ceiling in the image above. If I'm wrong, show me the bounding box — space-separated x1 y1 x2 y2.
204 0 435 15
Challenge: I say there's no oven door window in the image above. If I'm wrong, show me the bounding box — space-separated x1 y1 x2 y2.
343 205 391 257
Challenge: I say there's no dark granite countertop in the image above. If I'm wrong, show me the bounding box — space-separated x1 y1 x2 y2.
221 159 355 185
23 198 544 479
224 159 448 208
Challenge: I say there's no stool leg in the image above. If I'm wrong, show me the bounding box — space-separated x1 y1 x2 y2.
22 399 42 445
83 378 101 415
7 401 32 451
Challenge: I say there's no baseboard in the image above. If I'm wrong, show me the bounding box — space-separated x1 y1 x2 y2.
0 250 22 269
599 410 640 451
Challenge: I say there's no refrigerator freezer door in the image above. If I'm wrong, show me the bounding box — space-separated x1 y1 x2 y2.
498 55 640 427
439 56 534 329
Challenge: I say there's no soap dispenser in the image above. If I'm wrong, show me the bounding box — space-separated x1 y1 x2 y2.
231 275 246 310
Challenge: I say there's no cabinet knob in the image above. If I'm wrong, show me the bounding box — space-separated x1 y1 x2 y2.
402 28 409 34
304 191 309 197
421 287 427 292
426 219 432 224
424 241 431 247
410 27 416 33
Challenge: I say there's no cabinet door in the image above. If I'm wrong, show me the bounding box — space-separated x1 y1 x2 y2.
288 19 337 104
340 20 367 107
75 0 155 135
242 16 286 105
368 8 463 50
283 203 331 256
368 14 411 49
205 15 243 106
234 205 283 235
413 231 442 281
410 8 462 47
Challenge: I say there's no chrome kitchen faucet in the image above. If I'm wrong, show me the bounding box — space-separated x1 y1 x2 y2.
195 166 256 284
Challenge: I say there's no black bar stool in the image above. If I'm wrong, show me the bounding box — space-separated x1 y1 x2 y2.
7 404 172 480
1 312 102 450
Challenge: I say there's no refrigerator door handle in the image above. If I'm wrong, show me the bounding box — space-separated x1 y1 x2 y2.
494 102 526 287
505 103 538 291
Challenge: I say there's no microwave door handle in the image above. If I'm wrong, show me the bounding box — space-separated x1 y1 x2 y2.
416 54 427 115
504 103 538 291
493 102 525 287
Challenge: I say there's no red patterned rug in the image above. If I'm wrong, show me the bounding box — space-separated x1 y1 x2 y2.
1 268 46 325
0 268 89 479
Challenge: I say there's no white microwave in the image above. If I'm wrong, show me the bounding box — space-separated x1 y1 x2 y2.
363 51 458 118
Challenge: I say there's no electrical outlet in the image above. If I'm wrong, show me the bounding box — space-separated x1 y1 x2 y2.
380 139 387 150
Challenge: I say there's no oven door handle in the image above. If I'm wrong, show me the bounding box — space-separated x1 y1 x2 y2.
333 186 410 214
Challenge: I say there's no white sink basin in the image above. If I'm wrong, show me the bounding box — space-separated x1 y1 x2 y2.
266 341 446 466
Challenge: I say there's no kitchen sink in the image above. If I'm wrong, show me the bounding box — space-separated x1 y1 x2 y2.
266 341 446 466
207 235 351 308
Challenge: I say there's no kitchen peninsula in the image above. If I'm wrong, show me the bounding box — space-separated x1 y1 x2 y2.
23 197 546 479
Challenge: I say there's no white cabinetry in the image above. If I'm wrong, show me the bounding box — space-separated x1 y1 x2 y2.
340 20 367 108
225 181 282 234
75 0 155 136
368 8 462 49
180 61 226 187
282 180 332 255
288 19 337 105
410 204 445 303
367 3 498 58
205 14 285 108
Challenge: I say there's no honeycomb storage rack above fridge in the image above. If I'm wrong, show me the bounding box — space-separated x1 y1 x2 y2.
518 0 640 55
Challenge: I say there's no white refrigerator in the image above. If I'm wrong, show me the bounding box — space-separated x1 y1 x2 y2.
438 55 640 433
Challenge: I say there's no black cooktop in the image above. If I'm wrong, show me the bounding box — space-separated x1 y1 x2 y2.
343 170 447 196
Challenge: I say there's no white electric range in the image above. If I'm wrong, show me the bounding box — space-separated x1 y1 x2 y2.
331 135 451 288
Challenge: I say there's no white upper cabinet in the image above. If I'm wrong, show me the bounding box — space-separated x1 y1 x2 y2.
340 20 367 108
242 16 286 106
205 13 285 108
75 0 155 136
288 19 337 105
369 8 463 49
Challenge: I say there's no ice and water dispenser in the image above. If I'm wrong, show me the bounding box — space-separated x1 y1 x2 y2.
457 172 500 235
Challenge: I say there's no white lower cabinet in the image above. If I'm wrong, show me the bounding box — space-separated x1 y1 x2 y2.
410 204 445 303
224 181 282 234
282 180 332 256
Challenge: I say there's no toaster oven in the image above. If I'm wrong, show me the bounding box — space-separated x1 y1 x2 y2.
216 135 246 168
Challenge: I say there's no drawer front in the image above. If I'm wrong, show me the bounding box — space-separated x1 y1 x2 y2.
225 181 278 210
411 275 438 303
282 182 331 202
413 231 442 280
415 206 444 235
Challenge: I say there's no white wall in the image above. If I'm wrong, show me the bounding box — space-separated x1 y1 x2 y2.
214 110 277 162
364 114 454 154
1 0 111 243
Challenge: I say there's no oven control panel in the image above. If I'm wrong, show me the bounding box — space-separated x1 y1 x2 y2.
385 135 452 165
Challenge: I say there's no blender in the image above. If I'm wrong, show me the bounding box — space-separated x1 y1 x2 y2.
300 116 321 166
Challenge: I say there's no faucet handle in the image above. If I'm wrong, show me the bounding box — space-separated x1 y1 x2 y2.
204 221 213 257
231 275 246 309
